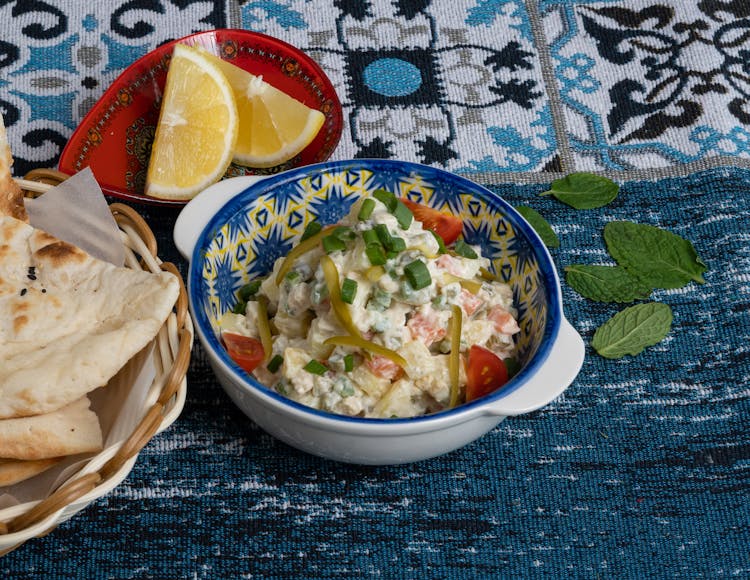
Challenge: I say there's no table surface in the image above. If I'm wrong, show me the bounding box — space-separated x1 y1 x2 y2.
2 1 749 578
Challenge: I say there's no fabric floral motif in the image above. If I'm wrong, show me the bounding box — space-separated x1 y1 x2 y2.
242 0 556 173
545 0 750 170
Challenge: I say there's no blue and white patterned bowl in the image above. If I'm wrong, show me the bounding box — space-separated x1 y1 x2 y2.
175 159 584 465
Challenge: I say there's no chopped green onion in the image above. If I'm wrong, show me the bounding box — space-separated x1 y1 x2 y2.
266 355 284 373
300 221 322 241
344 354 355 372
232 301 247 314
374 223 392 247
284 270 301 283
358 198 375 221
362 228 380 247
453 239 478 259
389 236 406 252
304 359 328 375
404 259 432 290
238 280 262 301
322 234 347 253
393 200 413 229
341 278 358 304
366 244 387 265
373 188 397 211
448 305 462 408
430 230 447 254
332 225 355 241
320 255 362 338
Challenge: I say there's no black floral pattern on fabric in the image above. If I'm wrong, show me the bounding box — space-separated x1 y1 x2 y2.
581 4 750 141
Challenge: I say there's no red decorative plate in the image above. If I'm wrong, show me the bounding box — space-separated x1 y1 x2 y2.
59 29 343 206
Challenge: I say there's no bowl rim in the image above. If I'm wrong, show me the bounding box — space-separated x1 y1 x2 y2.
188 159 563 427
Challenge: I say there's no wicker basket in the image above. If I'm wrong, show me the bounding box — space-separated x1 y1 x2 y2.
0 169 193 555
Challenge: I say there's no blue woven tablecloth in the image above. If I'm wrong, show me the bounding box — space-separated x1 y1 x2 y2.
2 1 749 578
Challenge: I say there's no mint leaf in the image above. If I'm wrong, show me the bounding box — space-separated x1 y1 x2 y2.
564 264 651 303
604 221 707 288
541 172 619 209
592 302 673 359
515 205 560 248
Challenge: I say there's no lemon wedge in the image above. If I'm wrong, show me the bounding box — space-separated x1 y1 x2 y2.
145 44 238 200
200 50 325 168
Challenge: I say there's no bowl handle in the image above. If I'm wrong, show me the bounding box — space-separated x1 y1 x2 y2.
173 176 266 261
482 317 585 417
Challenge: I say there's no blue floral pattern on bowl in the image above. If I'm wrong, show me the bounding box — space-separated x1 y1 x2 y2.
192 159 560 379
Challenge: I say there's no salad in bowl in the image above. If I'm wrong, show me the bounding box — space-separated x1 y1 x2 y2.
218 189 521 419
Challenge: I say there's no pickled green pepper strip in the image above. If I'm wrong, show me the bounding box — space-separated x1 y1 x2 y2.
276 225 333 284
448 305 462 408
324 335 407 368
320 255 362 338
256 297 274 363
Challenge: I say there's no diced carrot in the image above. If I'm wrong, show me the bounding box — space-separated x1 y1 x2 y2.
407 309 447 346
366 355 404 381
488 305 520 334
460 288 484 317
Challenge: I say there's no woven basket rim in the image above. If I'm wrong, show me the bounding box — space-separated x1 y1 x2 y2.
0 171 193 555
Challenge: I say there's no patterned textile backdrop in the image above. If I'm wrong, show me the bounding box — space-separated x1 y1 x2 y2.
1 1 749 578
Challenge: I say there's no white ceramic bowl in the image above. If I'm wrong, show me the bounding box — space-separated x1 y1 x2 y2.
174 160 584 465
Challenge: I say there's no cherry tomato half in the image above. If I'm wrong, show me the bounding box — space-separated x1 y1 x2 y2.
465 345 509 402
401 198 464 245
222 332 265 373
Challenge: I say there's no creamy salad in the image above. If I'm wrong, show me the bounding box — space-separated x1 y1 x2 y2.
219 190 520 418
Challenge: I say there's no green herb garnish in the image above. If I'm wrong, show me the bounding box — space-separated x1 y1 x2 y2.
389 236 406 252
366 244 387 266
603 221 707 289
266 355 284 373
374 224 392 247
515 205 560 248
430 230 447 254
358 198 375 220
238 280 262 301
373 189 397 211
541 172 619 209
591 302 673 359
404 259 432 290
453 240 478 259
393 200 413 229
304 359 329 375
341 278 358 304
343 354 355 372
322 234 347 254
564 264 651 303
300 221 323 241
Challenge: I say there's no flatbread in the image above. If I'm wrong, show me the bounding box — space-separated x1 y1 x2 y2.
0 114 27 222
0 216 180 418
0 396 102 460
0 458 63 487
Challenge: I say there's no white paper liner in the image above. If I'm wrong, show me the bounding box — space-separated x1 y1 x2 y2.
0 172 158 509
